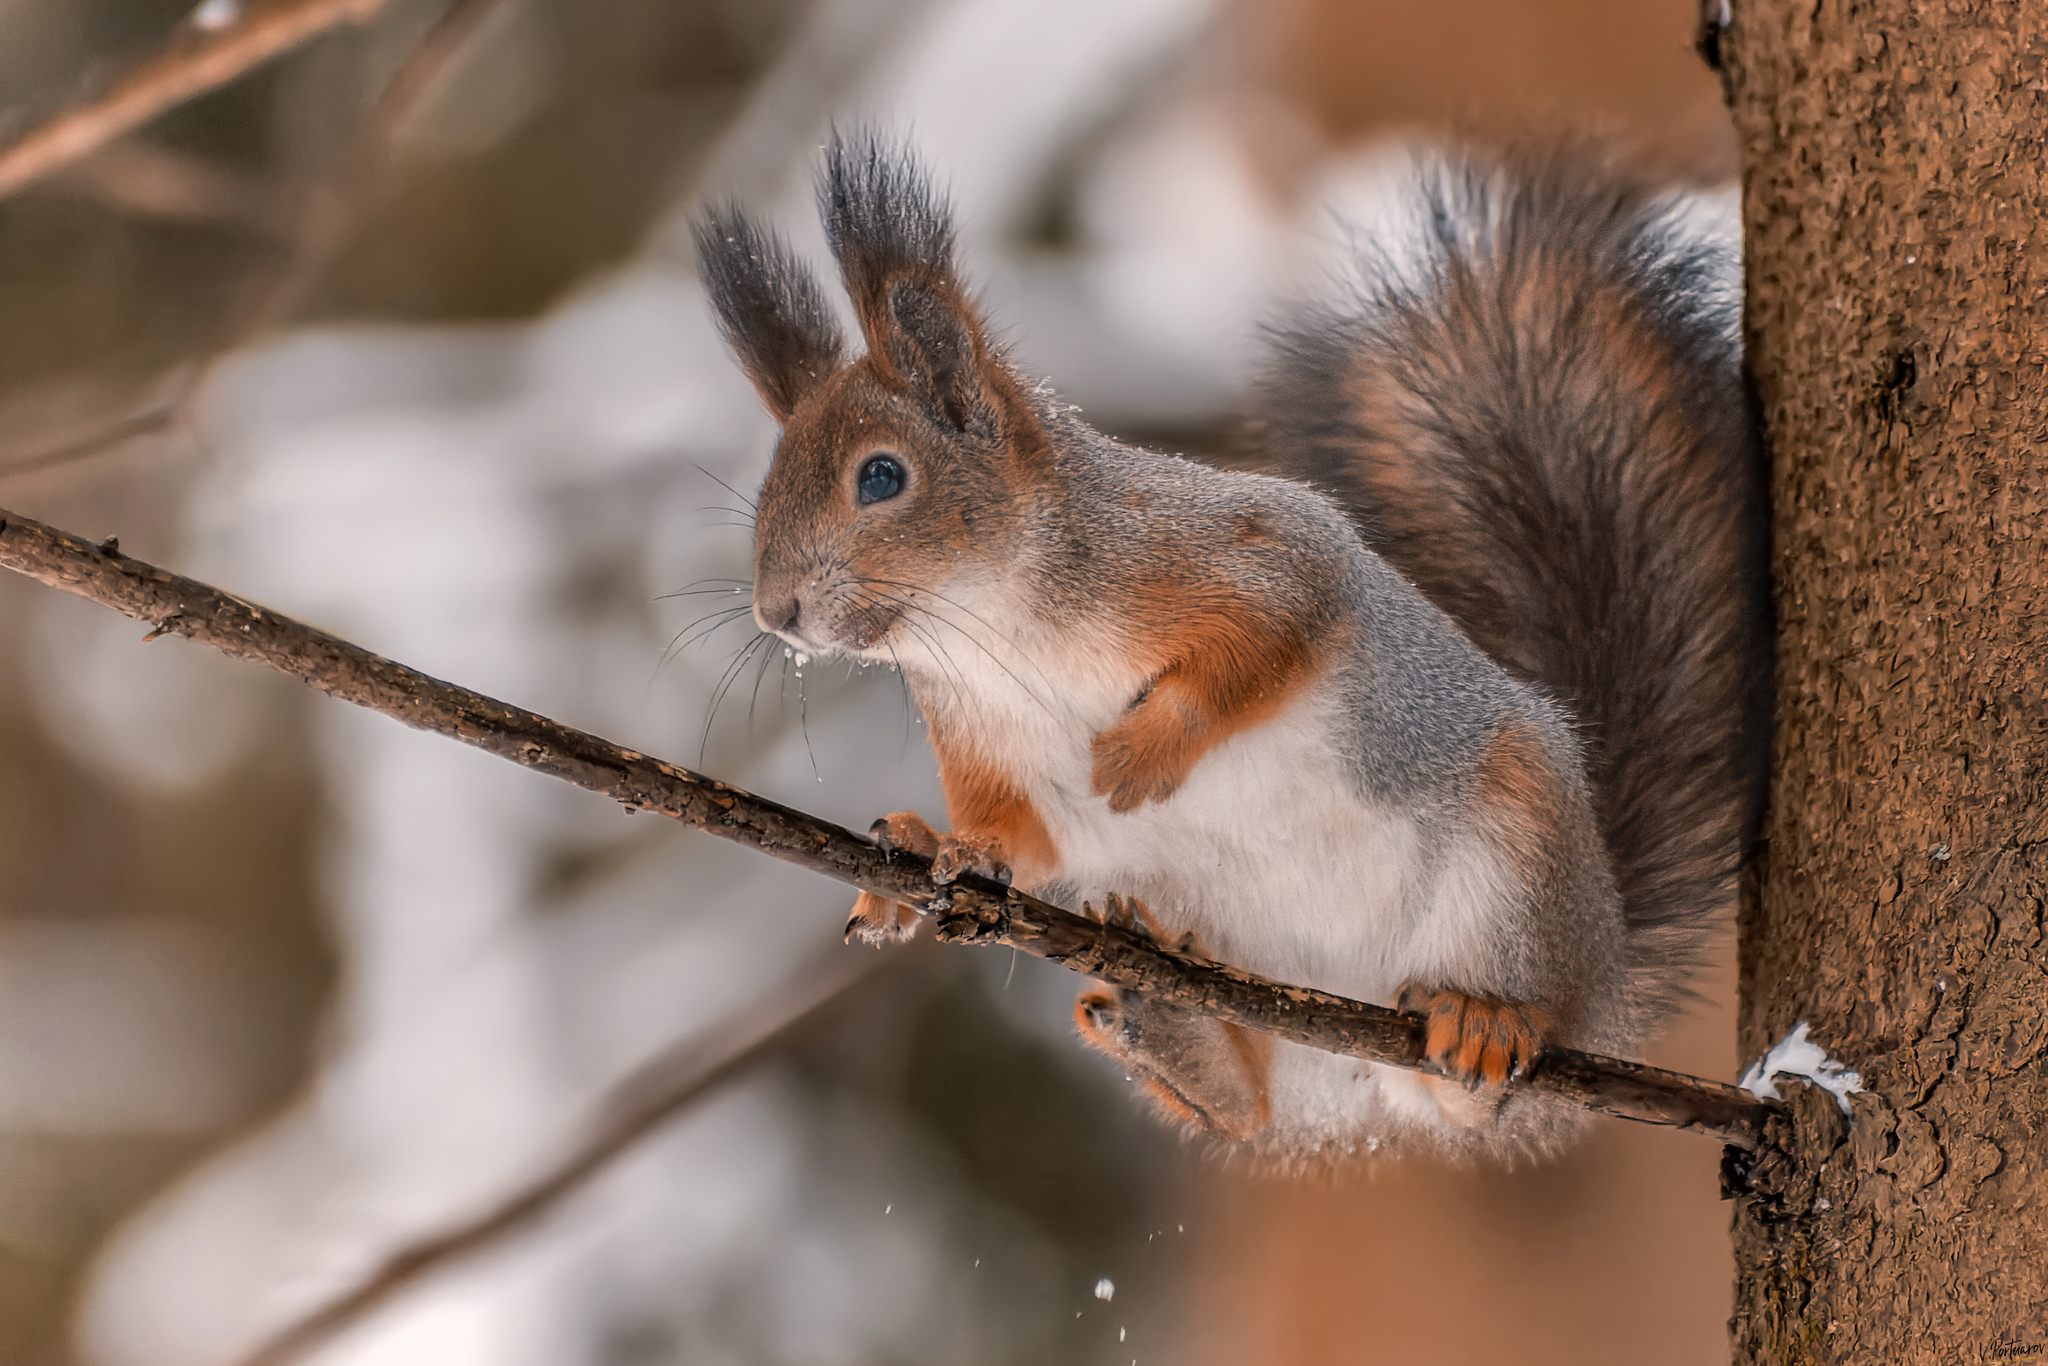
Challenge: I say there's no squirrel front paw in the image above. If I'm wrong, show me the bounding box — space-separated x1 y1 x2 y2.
1089 693 1201 812
1396 981 1554 1086
850 811 1016 946
845 890 921 945
869 810 941 859
869 811 1013 886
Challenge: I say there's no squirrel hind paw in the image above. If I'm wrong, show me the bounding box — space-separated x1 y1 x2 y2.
1075 986 1129 1048
1074 987 1272 1142
846 891 920 945
1084 893 1204 956
1397 982 1553 1087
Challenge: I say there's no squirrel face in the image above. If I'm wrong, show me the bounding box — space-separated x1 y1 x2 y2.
748 341 1049 660
696 136 1055 663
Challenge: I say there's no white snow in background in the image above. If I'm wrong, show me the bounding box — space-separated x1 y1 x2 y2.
29 591 270 793
188 0 240 33
1739 1022 1863 1115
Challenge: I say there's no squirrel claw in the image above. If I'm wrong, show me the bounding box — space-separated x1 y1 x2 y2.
1397 981 1552 1087
1082 893 1205 955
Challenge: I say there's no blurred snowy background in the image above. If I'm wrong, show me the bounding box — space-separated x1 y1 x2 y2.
0 1 1740 1364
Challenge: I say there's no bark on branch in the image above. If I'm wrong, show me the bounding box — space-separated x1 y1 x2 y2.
0 505 1778 1148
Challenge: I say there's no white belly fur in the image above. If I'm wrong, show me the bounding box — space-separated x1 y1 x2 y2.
914 630 1527 1156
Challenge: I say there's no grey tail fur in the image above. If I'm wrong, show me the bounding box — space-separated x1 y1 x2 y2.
1262 144 1772 1026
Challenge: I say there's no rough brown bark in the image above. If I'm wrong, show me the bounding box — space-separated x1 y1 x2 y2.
0 505 1775 1145
1724 0 2048 1358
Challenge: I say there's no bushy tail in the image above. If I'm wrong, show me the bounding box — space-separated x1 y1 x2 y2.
1263 144 1772 1024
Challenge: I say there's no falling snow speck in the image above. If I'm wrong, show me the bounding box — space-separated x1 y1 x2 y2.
1093 1277 1115 1302
190 0 240 29
884 1204 892 1214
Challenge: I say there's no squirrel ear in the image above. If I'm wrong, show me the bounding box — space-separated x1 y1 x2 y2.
883 279 985 433
694 206 843 423
820 129 993 435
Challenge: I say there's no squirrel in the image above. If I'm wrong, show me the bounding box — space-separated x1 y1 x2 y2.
693 131 1771 1163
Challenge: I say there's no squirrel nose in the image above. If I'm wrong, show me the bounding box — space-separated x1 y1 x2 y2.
754 594 800 636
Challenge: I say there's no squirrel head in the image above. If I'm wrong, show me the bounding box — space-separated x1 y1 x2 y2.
695 131 1054 662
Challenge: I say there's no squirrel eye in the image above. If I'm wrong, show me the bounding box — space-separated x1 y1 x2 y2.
857 454 905 505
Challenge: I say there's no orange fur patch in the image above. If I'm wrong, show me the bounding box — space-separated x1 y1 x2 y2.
1476 723 1566 841
1219 1021 1275 1128
1343 368 1437 510
1090 584 1323 811
928 724 1059 883
1140 1077 1206 1127
1473 722 1569 890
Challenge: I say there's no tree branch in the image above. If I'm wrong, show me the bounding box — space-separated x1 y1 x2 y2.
0 505 1779 1149
0 0 403 202
0 407 177 482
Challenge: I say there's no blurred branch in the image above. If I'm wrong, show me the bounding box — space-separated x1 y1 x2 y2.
0 407 179 482
0 506 1780 1150
0 0 510 485
56 139 287 229
236 948 913 1366
0 0 402 201
223 0 511 341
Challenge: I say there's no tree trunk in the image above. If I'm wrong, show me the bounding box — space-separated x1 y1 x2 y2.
1723 1 2048 1359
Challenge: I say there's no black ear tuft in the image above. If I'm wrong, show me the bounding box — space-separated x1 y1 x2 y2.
694 205 844 422
819 127 959 319
819 128 994 433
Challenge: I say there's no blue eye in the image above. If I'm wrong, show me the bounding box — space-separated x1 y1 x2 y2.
858 454 905 505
